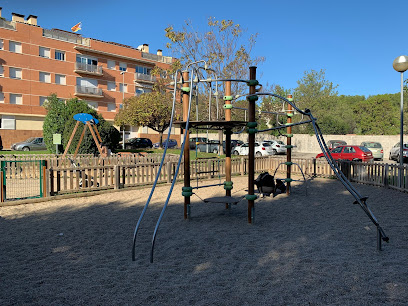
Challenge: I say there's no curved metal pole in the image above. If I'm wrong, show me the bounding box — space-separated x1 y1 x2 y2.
131 69 182 261
150 68 196 263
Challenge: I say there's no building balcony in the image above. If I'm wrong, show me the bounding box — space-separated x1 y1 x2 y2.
141 53 172 64
75 85 103 98
74 62 103 76
135 73 156 83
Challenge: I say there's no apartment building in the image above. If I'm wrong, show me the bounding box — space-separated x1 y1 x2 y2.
0 8 177 149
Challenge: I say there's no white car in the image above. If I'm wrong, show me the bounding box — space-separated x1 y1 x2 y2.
264 140 287 155
232 142 274 157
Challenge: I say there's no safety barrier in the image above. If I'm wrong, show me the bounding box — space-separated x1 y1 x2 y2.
2 156 407 202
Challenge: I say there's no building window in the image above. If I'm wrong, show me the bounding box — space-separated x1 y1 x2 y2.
0 92 4 103
136 66 151 75
87 101 98 110
0 39 3 50
39 72 51 83
0 115 16 130
107 103 116 112
119 62 127 72
9 41 22 53
39 96 49 106
119 83 127 93
10 93 22 105
0 65 4 77
135 88 144 96
55 74 66 85
107 81 116 91
39 47 51 58
9 67 22 79
107 60 115 69
55 50 65 61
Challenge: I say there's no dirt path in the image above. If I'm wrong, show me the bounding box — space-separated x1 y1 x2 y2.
0 176 407 305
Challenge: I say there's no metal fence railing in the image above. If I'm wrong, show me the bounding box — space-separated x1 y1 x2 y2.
1 160 46 201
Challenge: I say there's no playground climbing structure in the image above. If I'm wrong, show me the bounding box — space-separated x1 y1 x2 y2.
131 63 388 263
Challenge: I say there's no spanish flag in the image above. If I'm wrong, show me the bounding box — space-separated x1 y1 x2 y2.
71 22 81 32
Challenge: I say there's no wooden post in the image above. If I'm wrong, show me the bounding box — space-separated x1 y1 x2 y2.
225 81 232 208
86 121 103 155
182 70 190 219
62 121 80 159
93 124 102 143
114 165 120 189
286 94 293 195
0 171 4 202
74 124 88 158
248 66 257 223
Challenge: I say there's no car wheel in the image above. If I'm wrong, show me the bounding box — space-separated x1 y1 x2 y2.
22 146 30 151
271 149 277 155
255 151 262 157
213 148 218 154
233 150 239 155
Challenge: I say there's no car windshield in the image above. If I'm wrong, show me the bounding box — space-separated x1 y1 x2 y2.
25 137 36 143
360 147 371 152
365 143 382 148
276 141 285 145
262 143 271 147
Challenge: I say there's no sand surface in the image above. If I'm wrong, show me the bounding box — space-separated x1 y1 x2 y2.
1 176 407 305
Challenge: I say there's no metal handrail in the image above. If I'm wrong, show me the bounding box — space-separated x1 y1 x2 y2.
75 85 102 96
135 73 156 82
75 62 103 75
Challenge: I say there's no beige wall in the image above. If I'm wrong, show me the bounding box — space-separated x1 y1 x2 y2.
15 116 44 130
195 133 405 157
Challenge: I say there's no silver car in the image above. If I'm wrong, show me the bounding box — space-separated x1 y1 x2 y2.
264 140 287 155
389 142 408 163
11 137 47 151
360 142 383 161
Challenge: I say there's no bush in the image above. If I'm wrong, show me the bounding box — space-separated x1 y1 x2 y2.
43 96 120 155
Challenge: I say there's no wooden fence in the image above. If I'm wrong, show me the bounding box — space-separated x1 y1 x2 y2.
1 155 407 202
46 156 408 197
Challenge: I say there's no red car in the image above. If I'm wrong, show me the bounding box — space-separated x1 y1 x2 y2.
316 145 374 162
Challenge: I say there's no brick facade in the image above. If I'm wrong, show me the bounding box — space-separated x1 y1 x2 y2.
0 9 175 150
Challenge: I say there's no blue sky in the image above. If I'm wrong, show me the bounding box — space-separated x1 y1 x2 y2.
4 0 408 97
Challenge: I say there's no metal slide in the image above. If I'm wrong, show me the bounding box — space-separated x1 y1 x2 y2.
250 93 389 250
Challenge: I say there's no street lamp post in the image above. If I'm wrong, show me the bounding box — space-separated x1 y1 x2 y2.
120 71 125 149
393 55 408 186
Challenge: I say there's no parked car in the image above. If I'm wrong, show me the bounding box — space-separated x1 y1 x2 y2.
11 137 46 151
360 142 383 161
189 137 208 150
153 139 178 149
264 140 287 155
233 142 275 157
121 138 153 150
196 140 221 153
389 142 408 163
222 140 244 152
327 140 347 149
316 145 373 162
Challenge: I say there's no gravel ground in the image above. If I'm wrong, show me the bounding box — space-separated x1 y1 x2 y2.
0 175 407 305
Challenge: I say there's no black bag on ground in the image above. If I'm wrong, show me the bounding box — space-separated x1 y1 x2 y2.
254 172 276 196
275 179 286 193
